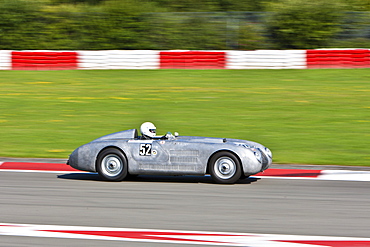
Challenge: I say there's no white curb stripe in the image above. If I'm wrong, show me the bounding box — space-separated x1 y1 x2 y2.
254 169 370 182
318 170 370 182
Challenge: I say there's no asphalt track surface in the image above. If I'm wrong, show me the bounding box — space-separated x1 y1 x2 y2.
1 165 370 246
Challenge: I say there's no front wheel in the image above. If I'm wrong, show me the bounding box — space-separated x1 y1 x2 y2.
96 148 128 181
209 151 242 184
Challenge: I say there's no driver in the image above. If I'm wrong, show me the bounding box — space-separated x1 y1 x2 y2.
140 122 177 140
140 122 157 139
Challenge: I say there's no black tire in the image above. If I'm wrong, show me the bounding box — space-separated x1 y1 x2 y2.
96 148 128 181
209 151 242 184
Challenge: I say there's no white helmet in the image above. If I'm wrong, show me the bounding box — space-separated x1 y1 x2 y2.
140 122 156 138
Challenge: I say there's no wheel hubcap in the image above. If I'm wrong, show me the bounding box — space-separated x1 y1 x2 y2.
102 154 123 177
214 157 236 179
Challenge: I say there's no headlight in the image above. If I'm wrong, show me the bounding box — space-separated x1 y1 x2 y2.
235 143 266 163
264 147 272 159
251 148 262 163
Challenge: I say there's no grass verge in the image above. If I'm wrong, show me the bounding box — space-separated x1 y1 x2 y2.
0 69 369 166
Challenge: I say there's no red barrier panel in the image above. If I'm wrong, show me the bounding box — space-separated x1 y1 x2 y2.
160 51 226 69
307 49 370 69
11 51 78 70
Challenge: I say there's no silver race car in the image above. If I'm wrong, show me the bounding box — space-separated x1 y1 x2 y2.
67 122 272 184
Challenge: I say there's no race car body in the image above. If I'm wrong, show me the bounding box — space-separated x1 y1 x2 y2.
68 129 272 183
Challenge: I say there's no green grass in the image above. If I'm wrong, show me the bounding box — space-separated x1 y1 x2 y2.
0 69 369 166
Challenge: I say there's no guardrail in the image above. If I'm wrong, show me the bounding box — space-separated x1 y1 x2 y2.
0 49 369 70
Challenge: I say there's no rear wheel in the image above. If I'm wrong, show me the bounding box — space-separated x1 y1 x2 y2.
209 151 242 184
96 148 127 181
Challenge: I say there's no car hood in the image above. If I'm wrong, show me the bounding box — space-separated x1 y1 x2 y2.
176 136 265 148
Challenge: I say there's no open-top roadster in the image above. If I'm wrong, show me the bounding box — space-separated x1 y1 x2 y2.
67 123 272 184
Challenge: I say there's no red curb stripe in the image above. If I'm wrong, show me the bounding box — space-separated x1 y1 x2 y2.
256 168 322 178
43 230 241 244
0 162 78 171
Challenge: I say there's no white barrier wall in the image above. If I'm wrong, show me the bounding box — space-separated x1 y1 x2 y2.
77 50 160 70
0 50 12 70
226 50 307 69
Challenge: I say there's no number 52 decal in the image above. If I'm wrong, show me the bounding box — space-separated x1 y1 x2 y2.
139 143 152 156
